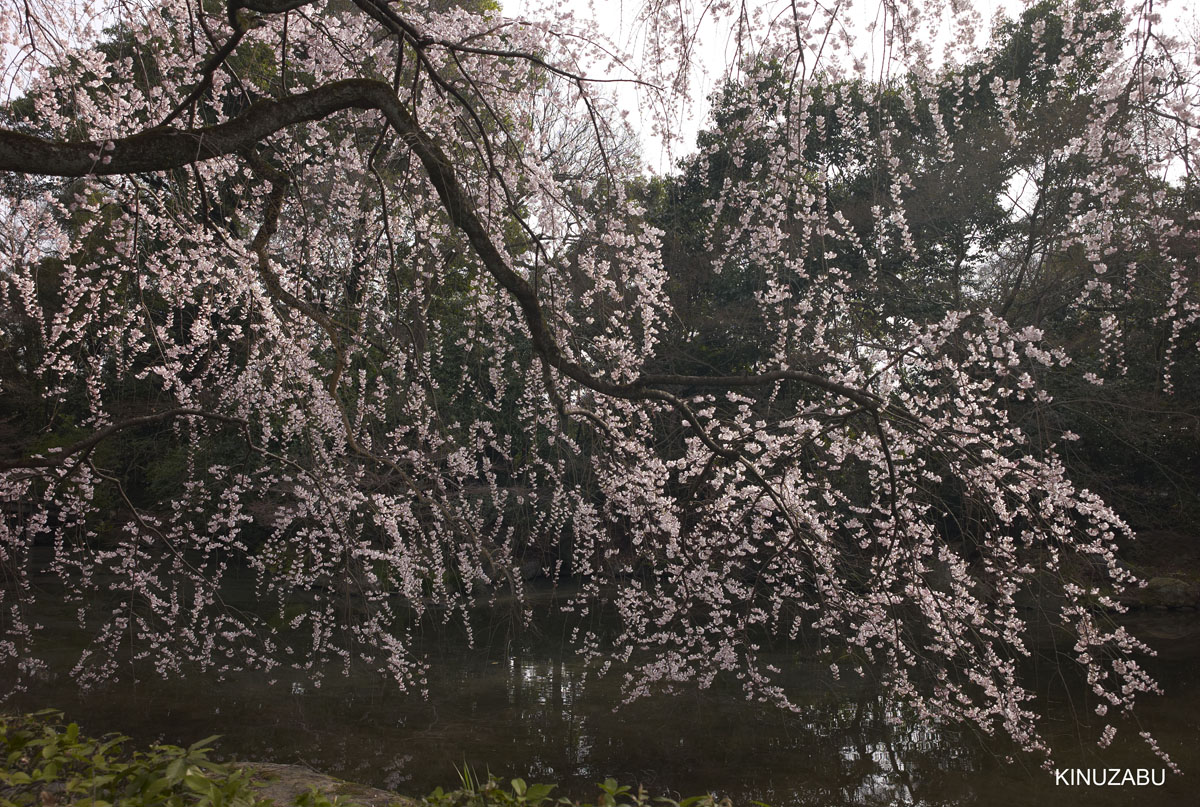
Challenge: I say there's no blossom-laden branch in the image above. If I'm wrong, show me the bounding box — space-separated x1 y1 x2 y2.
0 409 248 471
0 77 879 419
0 0 1193 772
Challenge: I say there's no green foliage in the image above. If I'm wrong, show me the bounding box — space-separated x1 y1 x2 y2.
0 711 267 807
1 714 748 807
293 789 356 807
422 767 735 807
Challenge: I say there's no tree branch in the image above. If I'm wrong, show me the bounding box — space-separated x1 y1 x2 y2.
0 77 881 418
0 79 387 176
0 409 248 471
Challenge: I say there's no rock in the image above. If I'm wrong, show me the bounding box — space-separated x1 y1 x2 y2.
1141 577 1200 609
241 762 418 807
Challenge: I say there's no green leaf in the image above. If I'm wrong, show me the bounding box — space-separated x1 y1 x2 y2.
511 778 527 797
189 735 222 754
185 771 217 794
142 775 173 800
96 737 126 756
525 784 555 804
166 757 188 784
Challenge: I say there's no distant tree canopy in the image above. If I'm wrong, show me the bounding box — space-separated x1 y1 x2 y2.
0 0 1196 769
651 0 1197 521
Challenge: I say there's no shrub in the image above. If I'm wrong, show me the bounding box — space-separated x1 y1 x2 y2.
0 711 267 807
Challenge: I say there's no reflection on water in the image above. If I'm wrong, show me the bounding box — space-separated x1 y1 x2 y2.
2 604 1197 807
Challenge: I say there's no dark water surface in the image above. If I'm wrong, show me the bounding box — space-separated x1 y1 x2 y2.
3 595 1198 807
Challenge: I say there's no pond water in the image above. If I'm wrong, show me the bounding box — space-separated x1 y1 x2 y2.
3 590 1198 807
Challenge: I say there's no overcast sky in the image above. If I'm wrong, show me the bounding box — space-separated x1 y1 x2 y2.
507 0 1198 171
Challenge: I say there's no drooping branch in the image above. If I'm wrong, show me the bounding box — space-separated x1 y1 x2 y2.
0 70 881 573
239 0 314 12
375 96 881 410
0 409 248 471
635 371 881 407
0 80 387 176
349 0 655 88
0 78 881 416
240 147 349 395
0 0 1183 766
157 4 250 129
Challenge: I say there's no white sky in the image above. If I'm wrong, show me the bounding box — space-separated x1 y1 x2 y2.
3 0 1195 172
507 0 1199 172
505 0 1020 169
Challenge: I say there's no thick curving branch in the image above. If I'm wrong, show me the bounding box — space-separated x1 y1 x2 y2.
0 80 386 176
0 79 880 416
0 409 248 471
